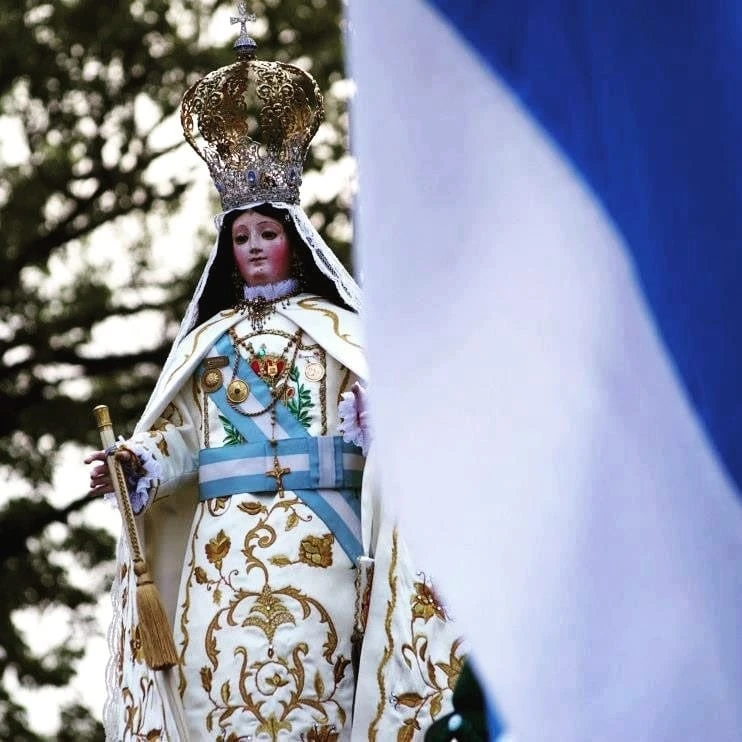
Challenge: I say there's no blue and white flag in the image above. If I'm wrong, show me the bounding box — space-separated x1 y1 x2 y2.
348 2 742 740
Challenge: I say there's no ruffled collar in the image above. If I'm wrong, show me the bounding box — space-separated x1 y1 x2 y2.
242 278 299 302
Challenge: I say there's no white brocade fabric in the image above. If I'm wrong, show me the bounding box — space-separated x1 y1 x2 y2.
104 296 466 741
113 309 360 740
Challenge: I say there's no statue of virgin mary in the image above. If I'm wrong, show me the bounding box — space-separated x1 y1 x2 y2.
89 8 466 740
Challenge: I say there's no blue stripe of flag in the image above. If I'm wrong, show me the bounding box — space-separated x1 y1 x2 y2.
426 0 742 494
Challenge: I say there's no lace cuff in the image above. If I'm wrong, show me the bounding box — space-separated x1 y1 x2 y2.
338 381 371 456
103 439 162 514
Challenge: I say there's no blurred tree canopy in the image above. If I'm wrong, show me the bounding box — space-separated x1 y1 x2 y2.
0 0 349 737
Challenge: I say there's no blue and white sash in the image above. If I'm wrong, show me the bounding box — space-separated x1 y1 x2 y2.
200 437 364 496
198 332 364 562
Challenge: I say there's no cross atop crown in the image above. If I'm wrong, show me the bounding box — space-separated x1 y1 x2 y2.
231 2 257 58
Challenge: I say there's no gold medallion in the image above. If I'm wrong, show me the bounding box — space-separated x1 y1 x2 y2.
305 361 325 382
227 379 250 404
201 368 223 393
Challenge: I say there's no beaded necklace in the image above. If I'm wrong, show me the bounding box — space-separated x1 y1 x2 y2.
234 279 300 332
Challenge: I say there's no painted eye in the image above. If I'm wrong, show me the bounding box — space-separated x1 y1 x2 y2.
234 234 248 245
262 230 278 240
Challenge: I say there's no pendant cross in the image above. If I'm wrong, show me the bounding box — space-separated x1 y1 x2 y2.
266 456 291 492
231 2 256 37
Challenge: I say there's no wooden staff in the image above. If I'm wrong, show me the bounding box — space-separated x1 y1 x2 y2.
93 405 191 741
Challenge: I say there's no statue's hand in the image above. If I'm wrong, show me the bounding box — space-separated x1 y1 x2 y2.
84 448 135 497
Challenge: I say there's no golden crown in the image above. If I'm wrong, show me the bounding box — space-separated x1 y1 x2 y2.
180 4 324 209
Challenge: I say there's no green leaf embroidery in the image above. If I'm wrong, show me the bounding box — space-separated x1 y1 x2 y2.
219 414 246 445
286 365 314 429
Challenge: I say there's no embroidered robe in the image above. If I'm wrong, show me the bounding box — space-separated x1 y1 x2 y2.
105 295 465 741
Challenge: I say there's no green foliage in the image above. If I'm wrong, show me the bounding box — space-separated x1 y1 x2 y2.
219 413 246 445
0 0 347 736
286 364 314 428
56 703 105 742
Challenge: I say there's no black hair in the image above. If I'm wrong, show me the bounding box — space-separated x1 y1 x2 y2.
195 203 352 324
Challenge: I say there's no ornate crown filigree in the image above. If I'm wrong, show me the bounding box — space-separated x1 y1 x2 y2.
180 4 324 209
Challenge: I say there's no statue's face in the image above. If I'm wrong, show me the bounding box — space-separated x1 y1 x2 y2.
232 210 292 286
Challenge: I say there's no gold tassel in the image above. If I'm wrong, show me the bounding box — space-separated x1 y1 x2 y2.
132 559 179 670
93 405 179 672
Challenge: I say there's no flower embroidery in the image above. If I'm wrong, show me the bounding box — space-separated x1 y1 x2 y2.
243 585 296 640
238 500 264 516
298 534 334 568
411 579 447 623
437 640 466 691
266 671 290 689
200 666 213 693
205 530 231 570
194 566 208 584
303 724 340 741
130 624 144 664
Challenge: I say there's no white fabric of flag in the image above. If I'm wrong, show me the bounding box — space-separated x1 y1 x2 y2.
347 1 742 740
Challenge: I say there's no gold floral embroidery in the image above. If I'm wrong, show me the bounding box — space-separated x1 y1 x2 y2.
129 624 144 664
397 718 421 742
188 493 352 741
393 577 464 731
369 529 399 741
177 501 207 693
205 529 231 569
121 678 161 740
202 580 351 739
298 533 334 568
410 577 448 623
256 715 292 738
151 401 184 429
243 585 296 640
208 496 230 516
194 566 208 584
165 313 358 740
437 640 465 692
303 724 340 741
238 500 265 516
200 666 213 693
365 537 464 738
156 437 169 457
